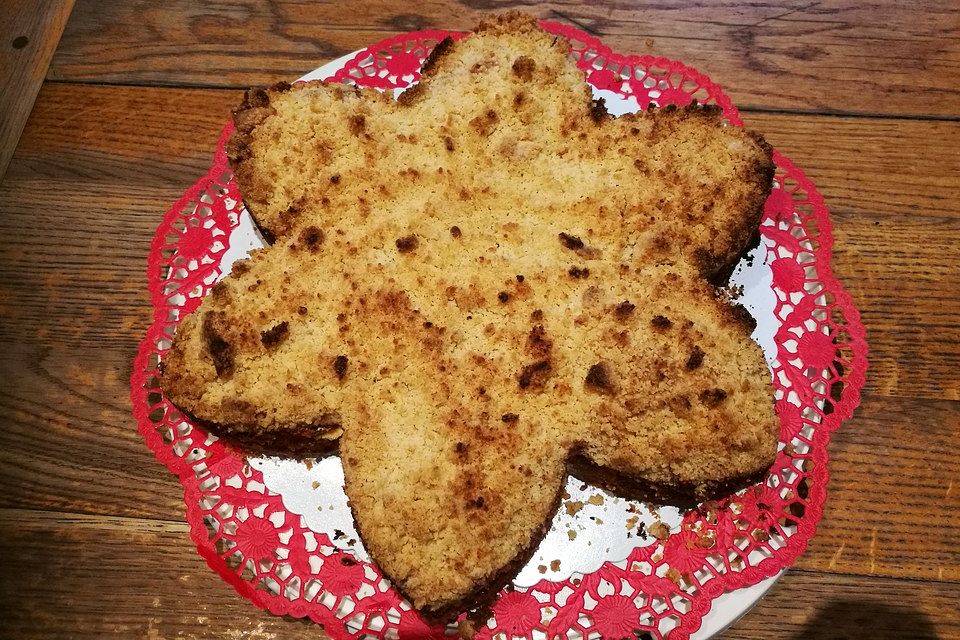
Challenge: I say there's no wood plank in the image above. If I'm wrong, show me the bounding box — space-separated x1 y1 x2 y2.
0 0 74 181
47 0 960 118
723 569 960 639
1 508 957 639
794 395 960 582
743 113 960 219
829 210 960 401
0 85 235 520
0 509 332 639
5 84 235 187
1 84 957 583
0 338 188 519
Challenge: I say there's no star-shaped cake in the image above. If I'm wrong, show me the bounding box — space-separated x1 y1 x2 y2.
162 12 778 619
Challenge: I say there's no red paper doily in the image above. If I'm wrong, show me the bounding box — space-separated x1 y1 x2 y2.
131 22 868 640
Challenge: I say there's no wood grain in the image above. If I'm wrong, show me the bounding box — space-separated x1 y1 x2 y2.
794 395 960 582
0 85 237 521
830 210 960 401
47 0 960 118
724 569 960 639
1 508 957 639
0 0 74 181
742 113 960 219
0 508 333 639
0 339 188 519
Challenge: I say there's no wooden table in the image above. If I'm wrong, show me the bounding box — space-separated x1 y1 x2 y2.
1 1 958 638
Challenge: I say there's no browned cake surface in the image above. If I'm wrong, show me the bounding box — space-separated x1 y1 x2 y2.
161 12 778 619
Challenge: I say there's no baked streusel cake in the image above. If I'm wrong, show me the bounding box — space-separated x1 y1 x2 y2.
161 12 778 619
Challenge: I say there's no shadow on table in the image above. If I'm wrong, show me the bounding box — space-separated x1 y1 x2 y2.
788 599 939 640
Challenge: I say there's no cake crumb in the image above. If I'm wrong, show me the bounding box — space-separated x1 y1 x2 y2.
626 515 640 530
538 564 547 574
303 459 314 470
649 521 670 541
587 494 605 506
458 619 477 639
564 500 584 516
567 529 577 540
550 559 561 572
311 481 320 490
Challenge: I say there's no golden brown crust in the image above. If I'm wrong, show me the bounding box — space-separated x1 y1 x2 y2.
347 473 567 623
161 11 778 619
